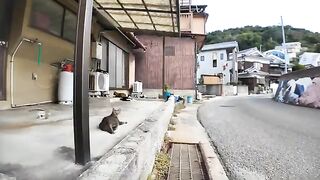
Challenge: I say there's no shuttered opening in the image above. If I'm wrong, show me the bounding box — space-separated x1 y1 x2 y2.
101 39 128 89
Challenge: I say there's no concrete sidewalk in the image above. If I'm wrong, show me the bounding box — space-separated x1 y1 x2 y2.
168 102 229 180
0 98 163 180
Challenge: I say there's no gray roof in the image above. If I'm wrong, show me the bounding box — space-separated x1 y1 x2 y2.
201 41 239 51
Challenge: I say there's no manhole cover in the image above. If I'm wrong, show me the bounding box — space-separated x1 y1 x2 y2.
167 143 209 180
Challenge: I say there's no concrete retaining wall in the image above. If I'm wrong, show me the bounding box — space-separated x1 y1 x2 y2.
237 85 249 96
222 85 235 96
199 85 247 96
78 98 175 180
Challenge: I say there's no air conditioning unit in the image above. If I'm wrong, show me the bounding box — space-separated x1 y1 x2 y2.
89 72 109 92
133 81 143 93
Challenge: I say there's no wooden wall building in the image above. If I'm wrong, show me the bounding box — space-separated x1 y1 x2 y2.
135 35 196 90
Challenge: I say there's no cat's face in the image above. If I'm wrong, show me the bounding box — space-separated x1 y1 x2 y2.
112 108 121 115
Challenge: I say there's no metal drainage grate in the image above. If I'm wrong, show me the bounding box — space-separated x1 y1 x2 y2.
167 143 209 180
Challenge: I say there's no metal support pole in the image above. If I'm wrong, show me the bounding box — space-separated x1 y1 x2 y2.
281 16 288 74
162 36 166 95
194 41 198 100
73 0 93 165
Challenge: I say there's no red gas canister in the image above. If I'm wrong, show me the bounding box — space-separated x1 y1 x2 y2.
63 64 73 72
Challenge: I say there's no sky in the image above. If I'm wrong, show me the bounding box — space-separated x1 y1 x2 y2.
193 0 320 33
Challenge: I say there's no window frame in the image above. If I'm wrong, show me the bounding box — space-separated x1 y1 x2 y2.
62 9 77 42
200 55 205 61
106 40 129 89
220 53 224 60
29 0 77 43
213 59 217 68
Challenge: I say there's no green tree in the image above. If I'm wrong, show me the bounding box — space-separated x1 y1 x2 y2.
315 43 320 53
292 63 305 71
205 26 320 52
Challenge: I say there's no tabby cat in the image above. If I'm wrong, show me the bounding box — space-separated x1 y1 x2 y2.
99 108 127 134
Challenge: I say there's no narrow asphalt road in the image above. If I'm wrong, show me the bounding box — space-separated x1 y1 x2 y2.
198 95 320 180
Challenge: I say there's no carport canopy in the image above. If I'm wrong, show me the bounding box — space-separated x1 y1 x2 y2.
94 0 180 33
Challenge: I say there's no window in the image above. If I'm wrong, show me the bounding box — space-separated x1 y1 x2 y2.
213 59 217 67
30 0 77 42
63 10 77 42
220 53 224 60
200 56 204 61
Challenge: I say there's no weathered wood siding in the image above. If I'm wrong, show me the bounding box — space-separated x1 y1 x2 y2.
135 35 195 90
135 35 163 89
164 37 195 89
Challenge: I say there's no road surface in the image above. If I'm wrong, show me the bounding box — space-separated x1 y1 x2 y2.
198 95 320 180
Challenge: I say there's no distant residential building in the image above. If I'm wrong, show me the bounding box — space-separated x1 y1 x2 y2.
299 52 320 68
237 48 270 93
275 42 302 59
197 41 239 84
264 49 291 77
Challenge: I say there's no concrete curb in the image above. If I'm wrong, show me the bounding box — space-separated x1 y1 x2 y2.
197 100 229 180
78 97 175 180
199 142 228 180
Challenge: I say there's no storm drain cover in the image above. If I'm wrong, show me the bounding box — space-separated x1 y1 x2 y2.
167 143 209 180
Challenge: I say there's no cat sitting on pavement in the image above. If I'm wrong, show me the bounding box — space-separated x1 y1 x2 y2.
99 108 127 134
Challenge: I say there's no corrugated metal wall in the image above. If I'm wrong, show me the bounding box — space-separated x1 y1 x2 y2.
135 35 195 90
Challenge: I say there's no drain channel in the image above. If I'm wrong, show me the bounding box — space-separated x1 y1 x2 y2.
167 143 209 180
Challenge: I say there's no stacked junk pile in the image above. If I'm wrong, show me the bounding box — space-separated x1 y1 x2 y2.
57 42 144 104
57 42 110 105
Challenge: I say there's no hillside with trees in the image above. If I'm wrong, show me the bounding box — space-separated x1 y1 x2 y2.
205 26 320 53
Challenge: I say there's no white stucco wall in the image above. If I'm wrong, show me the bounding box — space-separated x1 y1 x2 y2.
197 50 233 84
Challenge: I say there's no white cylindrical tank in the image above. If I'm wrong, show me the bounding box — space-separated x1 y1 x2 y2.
58 71 73 104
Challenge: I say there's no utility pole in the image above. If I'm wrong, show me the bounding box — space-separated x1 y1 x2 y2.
259 44 262 52
232 48 238 84
281 16 288 74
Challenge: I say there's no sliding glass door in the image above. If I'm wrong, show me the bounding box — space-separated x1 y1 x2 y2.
108 42 128 89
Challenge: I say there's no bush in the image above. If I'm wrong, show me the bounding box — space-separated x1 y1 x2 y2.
292 63 305 71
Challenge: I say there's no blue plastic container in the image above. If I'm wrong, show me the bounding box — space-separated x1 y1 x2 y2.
187 96 193 104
